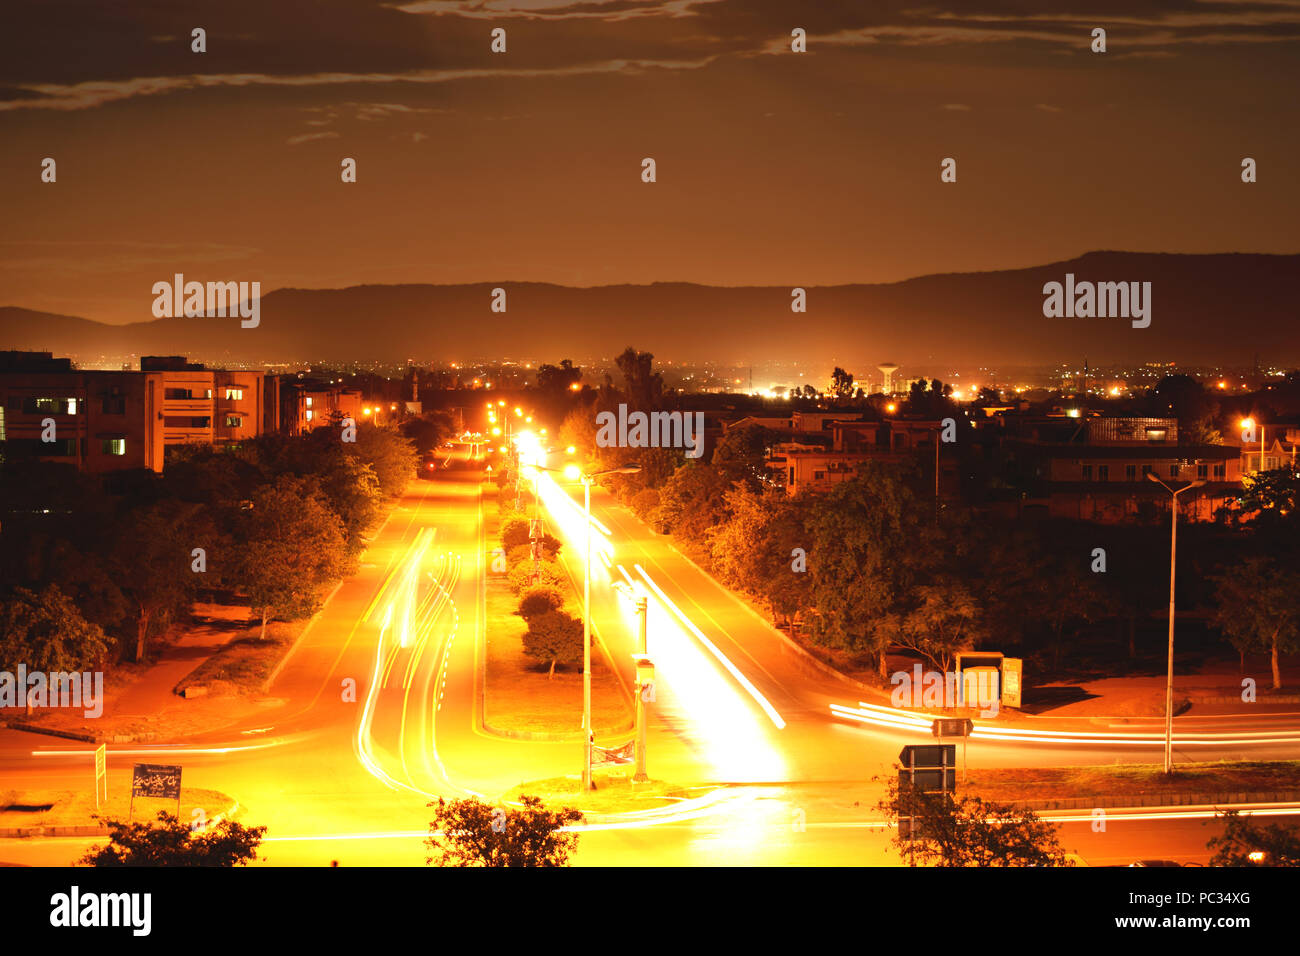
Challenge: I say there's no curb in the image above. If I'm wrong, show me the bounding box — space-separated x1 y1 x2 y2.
0 722 147 745
261 578 346 694
1188 694 1300 704
1013 789 1300 812
0 796 239 840
479 717 636 742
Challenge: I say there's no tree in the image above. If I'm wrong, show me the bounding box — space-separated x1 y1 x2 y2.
110 500 211 661
805 465 932 676
79 812 266 867
537 359 582 395
426 795 583 867
508 557 566 595
712 424 777 489
500 516 533 551
0 585 109 712
707 483 809 624
904 378 956 418
521 610 583 678
1207 809 1300 867
893 581 986 675
830 367 855 401
656 462 733 563
614 346 663 410
517 586 564 619
878 778 1070 867
346 422 418 498
234 475 348 639
1210 556 1300 689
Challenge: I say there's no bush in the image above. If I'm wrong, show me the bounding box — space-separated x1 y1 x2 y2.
518 586 565 619
500 516 532 551
521 610 584 677
509 558 567 595
631 488 661 525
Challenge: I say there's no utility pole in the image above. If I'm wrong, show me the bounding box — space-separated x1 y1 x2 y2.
633 597 649 783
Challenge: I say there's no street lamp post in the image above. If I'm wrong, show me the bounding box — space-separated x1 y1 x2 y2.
576 462 641 789
1146 472 1206 775
526 458 641 790
632 596 649 783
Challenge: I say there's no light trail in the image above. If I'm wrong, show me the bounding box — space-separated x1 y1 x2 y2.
830 700 1300 747
635 564 786 731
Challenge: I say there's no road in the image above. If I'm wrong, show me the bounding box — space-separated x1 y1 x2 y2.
2 450 1297 866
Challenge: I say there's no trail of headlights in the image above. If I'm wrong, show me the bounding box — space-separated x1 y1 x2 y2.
830 700 1300 746
635 564 786 731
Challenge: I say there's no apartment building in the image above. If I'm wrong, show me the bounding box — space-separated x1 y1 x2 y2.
0 352 165 472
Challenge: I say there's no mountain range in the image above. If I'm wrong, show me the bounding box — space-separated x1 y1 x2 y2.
1 251 1295 369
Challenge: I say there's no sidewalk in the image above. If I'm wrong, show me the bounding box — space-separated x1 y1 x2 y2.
2 602 277 742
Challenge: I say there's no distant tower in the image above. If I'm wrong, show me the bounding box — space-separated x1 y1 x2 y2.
878 363 899 395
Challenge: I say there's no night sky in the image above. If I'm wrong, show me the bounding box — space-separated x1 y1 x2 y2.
1 1 1296 325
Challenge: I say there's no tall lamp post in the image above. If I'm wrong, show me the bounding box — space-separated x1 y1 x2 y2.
528 458 641 790
575 463 641 789
1146 472 1206 775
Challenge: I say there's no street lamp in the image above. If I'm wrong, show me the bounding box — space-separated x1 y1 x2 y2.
1146 472 1206 775
523 458 642 789
576 462 640 789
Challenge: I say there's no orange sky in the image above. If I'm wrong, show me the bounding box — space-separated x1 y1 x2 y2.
1 0 1296 325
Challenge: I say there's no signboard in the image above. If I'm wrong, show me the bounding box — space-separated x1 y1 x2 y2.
897 745 956 842
932 718 974 738
93 744 107 809
129 763 182 819
592 742 634 767
1001 657 1023 709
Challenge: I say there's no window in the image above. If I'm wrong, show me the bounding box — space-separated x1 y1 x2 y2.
1213 463 1226 479
39 438 78 456
225 415 243 427
788 467 795 485
1098 465 1109 481
1082 464 1093 481
304 396 313 408
224 388 244 401
1125 465 1137 481
165 388 192 400
101 396 126 414
1197 463 1208 479
305 409 314 422
1141 465 1154 477
1169 464 1179 478
101 438 126 455
813 470 827 481
22 397 76 414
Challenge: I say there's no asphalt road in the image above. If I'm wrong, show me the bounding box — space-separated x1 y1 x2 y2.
2 450 1297 866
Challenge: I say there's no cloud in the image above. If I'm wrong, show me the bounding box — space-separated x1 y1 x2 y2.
286 130 341 145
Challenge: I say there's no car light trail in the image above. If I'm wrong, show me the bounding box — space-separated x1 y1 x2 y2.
830 700 1300 746
635 564 786 731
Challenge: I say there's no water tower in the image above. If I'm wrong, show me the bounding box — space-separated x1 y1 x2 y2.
878 363 899 395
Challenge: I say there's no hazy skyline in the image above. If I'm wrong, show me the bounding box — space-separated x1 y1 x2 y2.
2 0 1297 325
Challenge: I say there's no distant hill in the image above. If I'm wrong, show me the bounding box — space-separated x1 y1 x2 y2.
1 251 1295 367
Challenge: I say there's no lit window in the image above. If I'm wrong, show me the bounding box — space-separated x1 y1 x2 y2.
225 388 244 401
225 415 243 427
66 398 77 415
305 396 313 407
305 409 314 422
101 438 126 455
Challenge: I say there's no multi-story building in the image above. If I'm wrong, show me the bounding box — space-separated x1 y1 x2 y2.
280 380 364 434
144 357 272 449
0 352 276 474
0 351 165 472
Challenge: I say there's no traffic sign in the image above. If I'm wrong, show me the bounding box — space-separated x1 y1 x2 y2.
932 718 974 738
